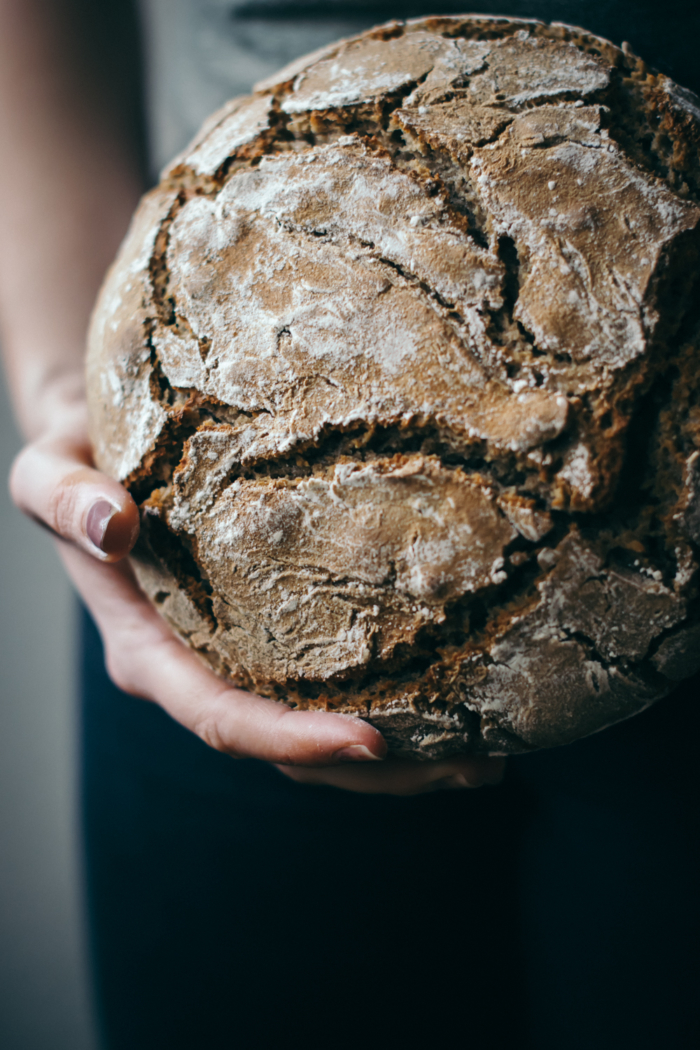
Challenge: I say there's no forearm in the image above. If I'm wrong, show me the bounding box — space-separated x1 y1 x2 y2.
0 0 143 439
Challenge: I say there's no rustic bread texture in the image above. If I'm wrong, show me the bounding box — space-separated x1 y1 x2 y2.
87 16 700 758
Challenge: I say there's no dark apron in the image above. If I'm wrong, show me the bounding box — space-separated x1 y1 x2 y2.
83 3 700 1047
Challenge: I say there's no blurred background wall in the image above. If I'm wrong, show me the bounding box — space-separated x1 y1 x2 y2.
0 371 96 1050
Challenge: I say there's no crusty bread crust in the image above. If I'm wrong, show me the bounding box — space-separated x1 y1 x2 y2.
87 16 700 757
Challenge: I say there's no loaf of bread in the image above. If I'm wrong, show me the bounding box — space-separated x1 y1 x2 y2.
87 15 700 758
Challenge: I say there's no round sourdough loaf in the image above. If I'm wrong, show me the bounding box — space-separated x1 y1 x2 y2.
87 15 700 758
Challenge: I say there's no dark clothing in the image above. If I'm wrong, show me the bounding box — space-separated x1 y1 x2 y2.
82 610 700 1049
84 2 700 1046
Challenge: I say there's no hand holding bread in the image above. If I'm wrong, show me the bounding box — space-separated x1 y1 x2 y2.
0 3 501 793
9 383 506 790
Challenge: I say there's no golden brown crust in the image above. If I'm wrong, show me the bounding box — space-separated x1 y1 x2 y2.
88 16 700 757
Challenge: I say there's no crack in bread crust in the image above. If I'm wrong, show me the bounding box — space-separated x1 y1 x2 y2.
87 16 700 757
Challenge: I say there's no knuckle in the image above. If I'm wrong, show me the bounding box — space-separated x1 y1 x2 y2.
193 713 234 756
47 479 81 537
104 645 138 696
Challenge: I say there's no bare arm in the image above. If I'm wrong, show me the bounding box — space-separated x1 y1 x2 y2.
0 0 142 435
0 0 503 793
1 0 143 560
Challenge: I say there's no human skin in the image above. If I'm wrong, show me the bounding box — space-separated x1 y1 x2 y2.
0 0 504 794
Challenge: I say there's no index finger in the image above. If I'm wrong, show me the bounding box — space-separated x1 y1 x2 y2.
59 542 388 767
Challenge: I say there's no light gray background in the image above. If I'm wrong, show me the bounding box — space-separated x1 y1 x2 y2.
0 372 96 1050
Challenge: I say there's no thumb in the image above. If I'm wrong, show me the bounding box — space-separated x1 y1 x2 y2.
9 434 139 561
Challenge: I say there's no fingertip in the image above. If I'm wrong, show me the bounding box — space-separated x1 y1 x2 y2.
275 709 387 766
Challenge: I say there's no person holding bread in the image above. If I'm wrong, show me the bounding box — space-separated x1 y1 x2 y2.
1 2 698 1047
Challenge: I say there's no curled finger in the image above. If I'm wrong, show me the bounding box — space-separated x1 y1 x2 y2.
10 437 139 560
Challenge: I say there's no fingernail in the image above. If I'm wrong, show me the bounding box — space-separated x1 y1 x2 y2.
86 499 117 554
332 744 383 763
